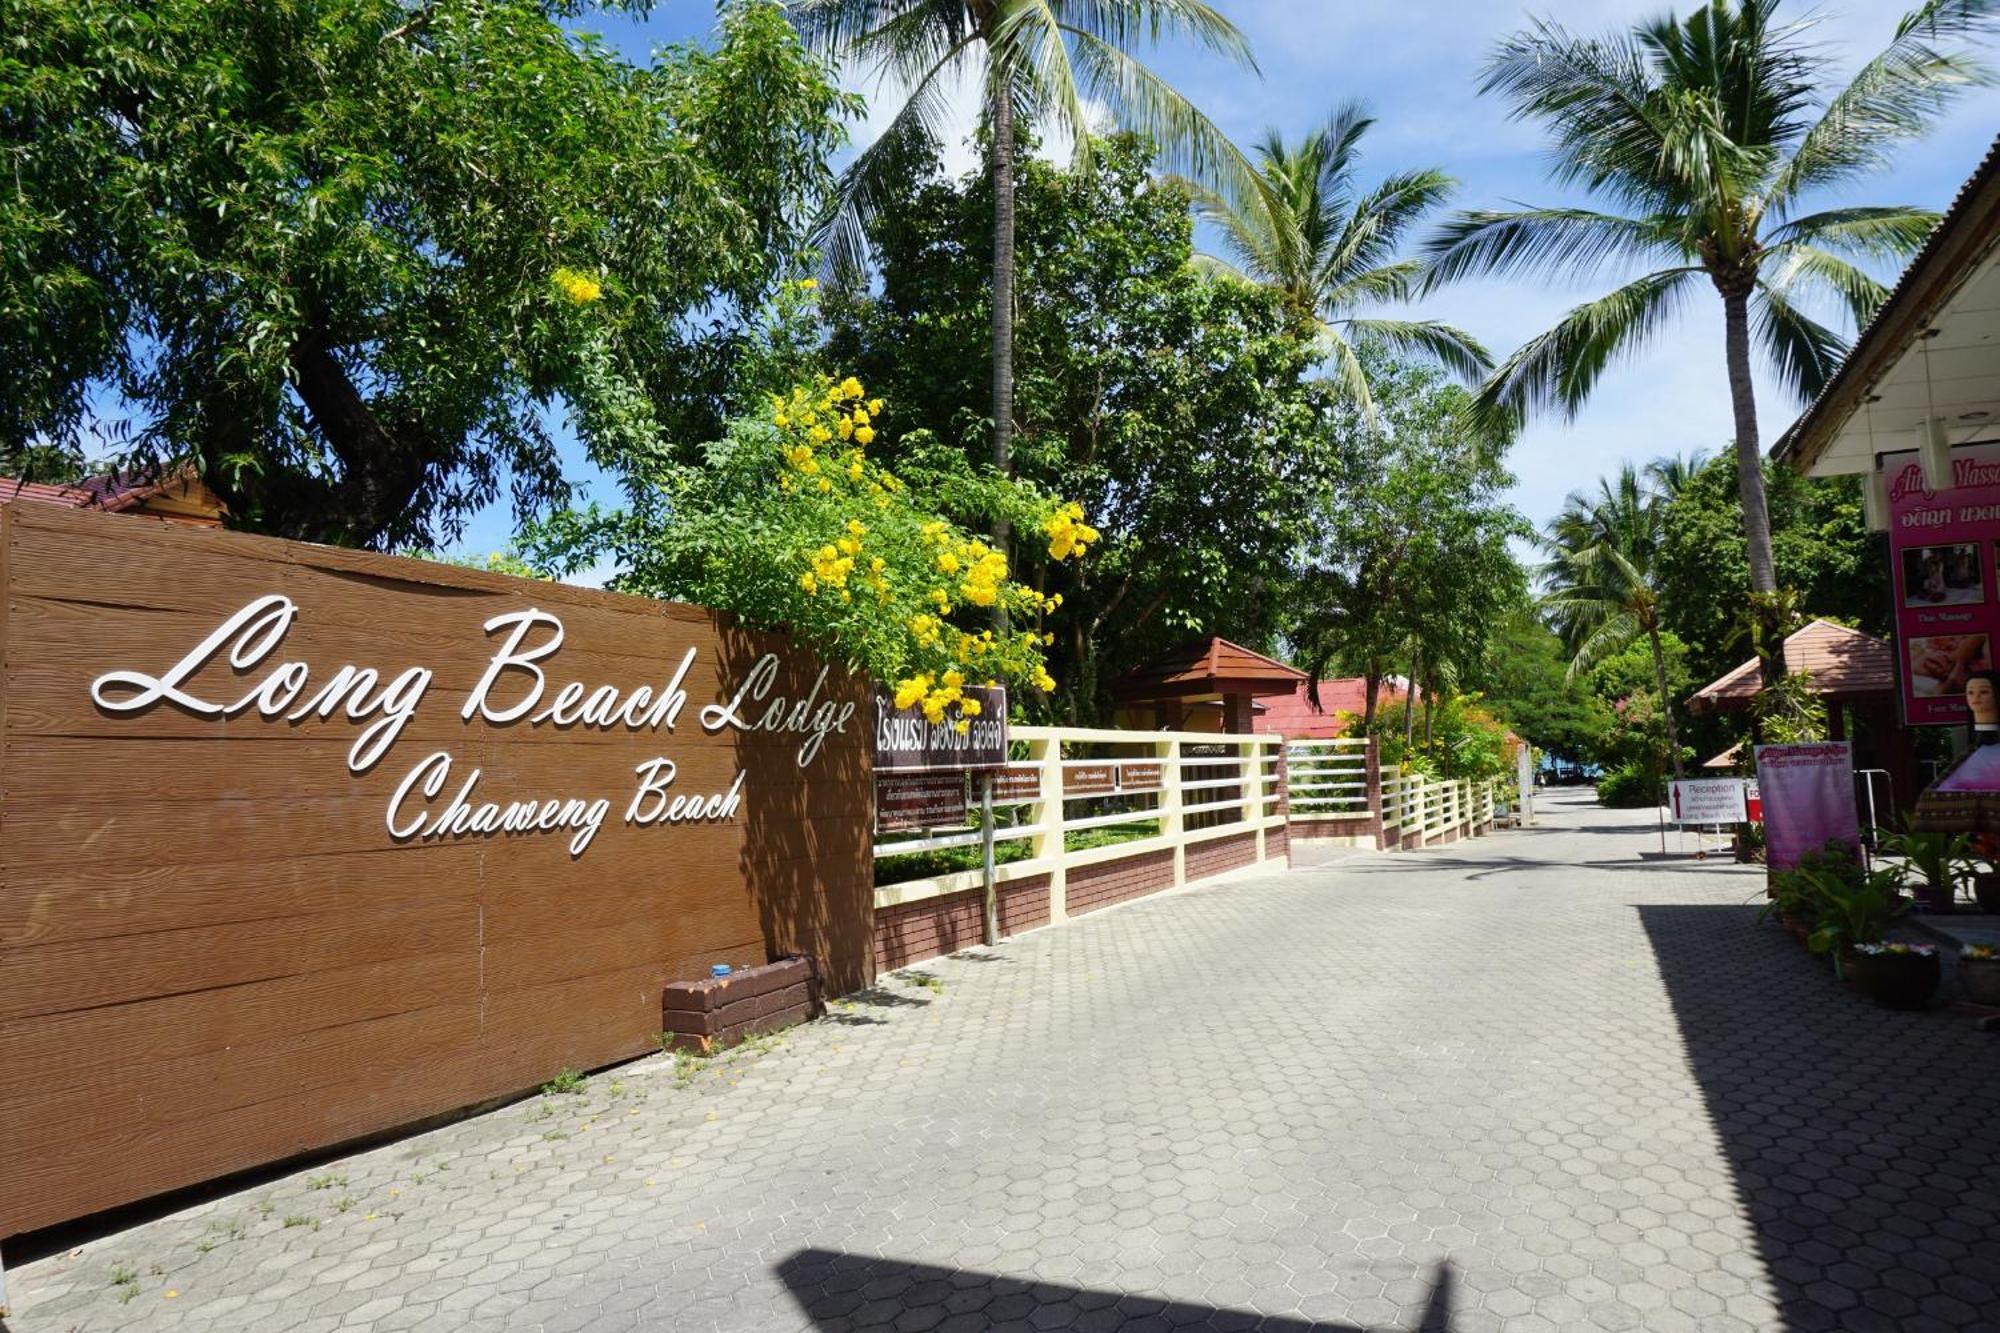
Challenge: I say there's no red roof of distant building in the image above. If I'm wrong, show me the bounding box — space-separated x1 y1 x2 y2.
1255 678 1412 739
0 465 226 526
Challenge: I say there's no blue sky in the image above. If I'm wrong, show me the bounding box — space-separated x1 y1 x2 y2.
445 0 2000 566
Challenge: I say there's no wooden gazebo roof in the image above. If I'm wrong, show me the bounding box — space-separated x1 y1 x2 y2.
1112 637 1306 702
1686 621 1895 714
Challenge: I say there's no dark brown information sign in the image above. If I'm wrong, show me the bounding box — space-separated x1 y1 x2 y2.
1118 761 1164 792
873 685 1008 771
1066 763 1118 796
876 771 969 832
992 765 1043 803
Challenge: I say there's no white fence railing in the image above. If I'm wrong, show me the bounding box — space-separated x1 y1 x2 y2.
873 727 1288 921
1288 737 1498 849
1284 738 1371 817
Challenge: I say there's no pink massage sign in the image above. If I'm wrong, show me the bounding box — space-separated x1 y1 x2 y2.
1889 441 2000 725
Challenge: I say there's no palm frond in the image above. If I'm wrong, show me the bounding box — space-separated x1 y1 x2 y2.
1420 208 1682 292
1469 269 1700 436
1339 318 1493 383
1044 0 1259 73
1768 1 1995 210
1759 241 1892 328
1753 282 1850 403
1764 205 1940 258
1324 167 1457 291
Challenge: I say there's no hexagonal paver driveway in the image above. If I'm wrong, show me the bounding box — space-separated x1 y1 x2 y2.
9 789 2000 1332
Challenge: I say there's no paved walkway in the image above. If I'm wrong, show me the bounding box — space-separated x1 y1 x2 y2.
11 790 2000 1332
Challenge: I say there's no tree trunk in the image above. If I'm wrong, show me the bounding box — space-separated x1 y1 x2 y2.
1363 671 1381 731
1722 286 1784 685
988 61 1016 620
1648 620 1686 780
1403 646 1420 753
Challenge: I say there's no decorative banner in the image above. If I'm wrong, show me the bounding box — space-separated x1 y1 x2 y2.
872 685 1008 771
1668 778 1748 825
1887 443 2000 725
1754 742 1860 869
1118 761 1164 792
991 765 1043 803
1065 763 1117 796
875 771 968 832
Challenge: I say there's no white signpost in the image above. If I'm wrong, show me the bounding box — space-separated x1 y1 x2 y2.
1669 778 1749 826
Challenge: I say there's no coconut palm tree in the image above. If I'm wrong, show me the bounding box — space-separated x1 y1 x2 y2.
1423 0 1995 680
788 0 1258 507
1540 463 1686 778
1190 103 1491 415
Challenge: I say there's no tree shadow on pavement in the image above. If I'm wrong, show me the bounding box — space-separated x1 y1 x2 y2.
774 1249 1459 1331
1637 903 2000 1332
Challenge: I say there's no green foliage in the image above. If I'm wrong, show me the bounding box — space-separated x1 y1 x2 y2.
1754 667 1831 744
1595 763 1662 809
1 0 854 547
531 367 1085 713
540 1068 586 1097
1585 633 1692 712
1656 454 1886 686
1877 826 1980 893
824 135 1341 719
1474 610 1614 767
1365 694 1518 782
1189 104 1490 407
1292 354 1529 727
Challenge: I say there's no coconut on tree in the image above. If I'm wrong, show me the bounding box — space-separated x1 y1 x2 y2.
1423 0 1997 681
1189 103 1492 415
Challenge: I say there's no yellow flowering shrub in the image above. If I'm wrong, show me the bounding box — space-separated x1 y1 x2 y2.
611 372 1094 725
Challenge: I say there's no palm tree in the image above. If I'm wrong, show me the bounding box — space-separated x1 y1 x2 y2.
1423 0 1995 681
1189 104 1491 414
788 0 1258 514
1540 463 1686 779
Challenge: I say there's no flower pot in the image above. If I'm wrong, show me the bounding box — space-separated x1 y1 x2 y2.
1845 949 1941 1011
1976 874 2000 915
1779 912 1811 943
1961 956 2000 1006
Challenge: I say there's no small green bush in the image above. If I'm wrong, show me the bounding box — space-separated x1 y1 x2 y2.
1596 764 1661 808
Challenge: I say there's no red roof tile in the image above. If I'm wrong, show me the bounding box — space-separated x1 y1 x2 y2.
1254 678 1412 738
1687 620 1895 711
1113 637 1308 700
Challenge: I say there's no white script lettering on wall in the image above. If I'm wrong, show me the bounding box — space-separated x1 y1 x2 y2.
89 595 853 856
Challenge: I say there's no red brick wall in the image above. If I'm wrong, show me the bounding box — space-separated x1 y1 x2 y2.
1067 848 1176 916
1287 815 1373 841
873 874 1052 972
1267 823 1289 864
1186 831 1258 883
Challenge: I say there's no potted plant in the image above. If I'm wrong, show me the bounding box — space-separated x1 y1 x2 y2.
1878 826 1978 914
1846 942 1941 1010
1757 864 1818 941
1805 861 1911 981
1960 943 2000 1005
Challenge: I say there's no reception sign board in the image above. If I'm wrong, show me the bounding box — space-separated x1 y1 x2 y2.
0 503 873 1239
1668 778 1748 825
1888 443 2000 725
1754 742 1860 870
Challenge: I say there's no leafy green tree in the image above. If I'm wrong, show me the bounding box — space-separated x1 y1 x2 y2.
1474 608 1616 769
1 0 853 547
1423 0 1993 676
1189 103 1489 412
1540 462 1687 777
824 135 1340 720
1293 357 1528 731
789 0 1257 537
1655 451 1885 687
1367 693 1518 781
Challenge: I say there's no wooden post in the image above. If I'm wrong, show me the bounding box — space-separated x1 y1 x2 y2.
979 772 998 946
1249 738 1268 863
1033 736 1069 923
1162 737 1186 885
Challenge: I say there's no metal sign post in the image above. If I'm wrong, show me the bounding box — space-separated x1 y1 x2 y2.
980 772 998 946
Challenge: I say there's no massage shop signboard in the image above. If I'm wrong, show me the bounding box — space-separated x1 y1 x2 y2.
0 503 874 1240
1889 441 2000 725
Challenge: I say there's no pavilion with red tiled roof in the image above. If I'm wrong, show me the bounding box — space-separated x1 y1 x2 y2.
1112 637 1308 733
0 465 226 528
1686 619 1919 810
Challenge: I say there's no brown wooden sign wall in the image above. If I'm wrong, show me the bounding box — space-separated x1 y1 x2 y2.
0 504 874 1238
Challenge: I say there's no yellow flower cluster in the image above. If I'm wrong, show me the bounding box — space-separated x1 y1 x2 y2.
552 267 603 305
772 379 889 497
1043 502 1098 561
